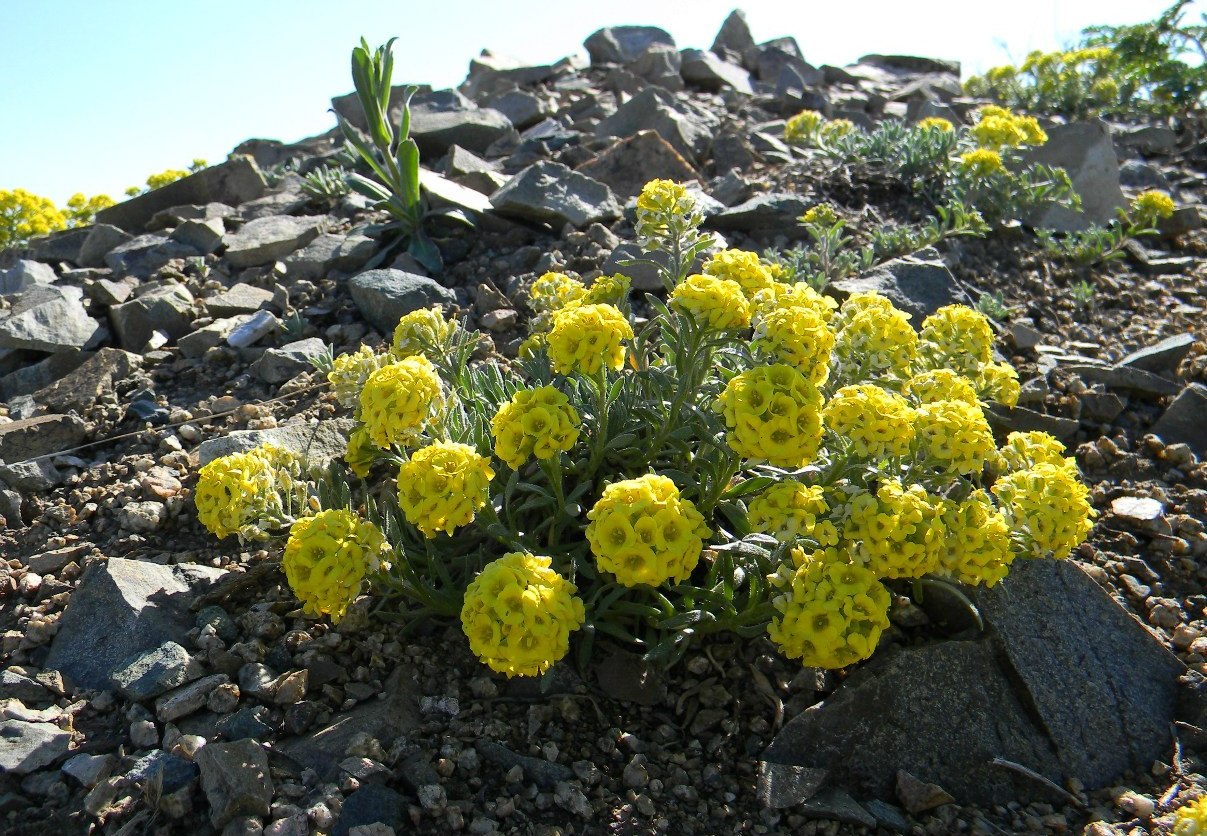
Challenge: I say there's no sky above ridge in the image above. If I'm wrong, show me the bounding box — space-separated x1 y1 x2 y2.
0 0 1198 204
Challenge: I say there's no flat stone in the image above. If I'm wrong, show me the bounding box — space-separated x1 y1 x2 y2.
866 799 912 833
707 192 811 234
757 761 828 808
681 48 754 93
347 269 456 334
0 721 71 774
860 53 960 75
253 337 326 385
1151 384 1207 455
1021 119 1125 232
109 641 192 701
896 770 955 814
96 157 267 233
43 557 224 690
104 233 200 279
215 706 274 742
170 218 225 255
223 216 325 269
798 789 878 828
986 404 1080 441
197 418 355 467
61 753 113 788
1060 363 1180 398
409 96 516 157
461 52 573 101
0 671 49 703
87 277 135 306
177 314 254 359
196 739 273 828
1120 333 1196 374
0 414 86 464
0 285 100 353
226 310 280 348
596 87 712 162
1079 391 1126 422
830 248 971 324
1111 496 1164 525
585 25 674 65
476 740 573 790
0 458 61 492
156 674 228 723
77 224 132 268
485 89 549 131
26 543 90 576
576 130 701 200
108 283 194 350
1008 321 1044 350
331 785 407 836
418 168 493 215
34 348 140 413
126 749 198 794
0 260 56 295
27 227 91 265
490 161 621 228
205 284 275 318
628 44 684 92
0 350 89 400
284 233 374 281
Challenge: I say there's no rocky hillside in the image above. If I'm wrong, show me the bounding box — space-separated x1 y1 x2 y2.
1 9 1206 836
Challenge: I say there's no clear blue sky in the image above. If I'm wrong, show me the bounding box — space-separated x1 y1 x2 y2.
0 0 1195 204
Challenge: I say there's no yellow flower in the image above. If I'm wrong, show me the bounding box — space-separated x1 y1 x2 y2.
392 306 457 359
702 249 776 299
753 282 837 323
64 193 115 226
359 356 444 449
0 188 67 249
283 509 391 622
714 364 825 468
905 369 980 405
586 474 710 587
992 463 1095 559
397 441 495 538
145 168 191 190
1173 795 1207 835
975 361 1021 407
843 481 944 579
960 148 1004 176
995 431 1078 476
822 385 916 459
194 443 304 541
491 386 581 470
767 546 891 669
919 305 995 376
344 425 381 478
583 273 632 307
328 346 391 411
800 203 839 226
546 303 633 376
1131 190 1175 222
748 482 837 545
528 271 586 314
668 274 751 331
753 304 835 385
937 493 1015 587
783 109 824 145
635 179 696 246
971 107 1046 149
832 292 918 383
916 117 954 132
461 552 585 677
914 399 996 476
819 118 856 142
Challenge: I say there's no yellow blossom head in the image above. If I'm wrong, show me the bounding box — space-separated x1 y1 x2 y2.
490 385 581 470
546 303 633 377
392 306 457 359
784 109 824 145
328 346 391 412
995 431 1077 475
975 361 1020 407
960 148 1005 177
397 441 495 538
461 552 586 677
714 364 825 468
635 179 697 247
819 118 856 142
832 293 918 383
992 462 1095 559
668 274 751 331
359 356 444 449
916 117 954 132
823 384 916 459
905 369 980 405
344 425 381 478
583 273 632 307
919 304 995 376
748 482 838 546
528 271 586 315
1173 795 1207 835
800 203 839 226
702 249 776 299
752 304 835 385
283 509 391 622
194 443 304 541
843 481 944 579
938 492 1015 587
914 399 996 475
1131 190 1175 222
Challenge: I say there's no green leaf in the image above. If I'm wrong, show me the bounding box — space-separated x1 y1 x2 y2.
657 609 716 631
720 476 776 500
408 232 443 274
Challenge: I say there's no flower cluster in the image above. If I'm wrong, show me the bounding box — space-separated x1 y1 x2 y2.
586 475 710 587
783 109 824 145
702 249 777 299
752 304 834 385
392 306 457 359
971 105 1047 149
1131 189 1175 223
748 482 836 545
398 442 495 538
194 443 304 541
1174 795 1207 836
328 346 391 410
996 430 1076 475
668 274 751 331
916 116 954 132
992 462 1095 559
491 386 581 470
938 493 1014 587
546 303 633 376
0 189 67 250
832 293 918 383
960 148 1004 177
918 305 995 377
906 369 980 405
359 356 444 448
461 552 585 677
823 385 916 458
283 509 392 622
714 364 824 468
843 481 945 579
634 179 700 250
914 399 996 475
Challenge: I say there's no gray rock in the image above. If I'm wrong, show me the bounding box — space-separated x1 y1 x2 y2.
755 43 823 86
33 348 140 413
757 761 827 808
860 53 960 75
1 350 89 401
0 260 56 295
706 192 811 234
711 9 756 60
347 268 456 334
1079 391 1126 422
585 25 674 65
170 218 225 255
1021 119 1125 232
628 44 685 92
0 285 100 352
1151 384 1207 455
476 740 573 789
1060 363 1180 398
0 458 62 492
27 227 91 264
1117 124 1178 155
576 130 701 201
830 249 971 324
490 161 620 228
78 224 132 268
156 674 228 723
409 97 516 157
205 284 275 318
226 310 280 348
331 785 407 836
799 789 878 828
61 753 113 788
108 283 194 350
986 403 1080 440
223 216 325 269
238 181 310 221
177 315 255 359
1120 333 1195 374
596 87 712 162
485 89 548 131
0 671 49 703
42 557 224 690
96 156 267 232
196 739 273 828
284 233 374 281
215 706 274 742
197 418 355 467
109 641 192 701
461 50 571 100
0 414 86 464
681 48 753 93
865 799 912 833
126 749 199 794
1118 159 1171 191
104 233 200 278
0 721 71 774
253 338 326 384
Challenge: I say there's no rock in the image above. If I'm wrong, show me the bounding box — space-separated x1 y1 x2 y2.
409 95 516 157
0 458 61 492
109 641 192 701
680 48 754 93
576 130 701 200
33 348 140 413
331 785 407 836
1110 496 1164 527
126 750 199 794
156 674 229 723
596 87 712 162
104 233 200 278
1116 124 1178 155
418 168 494 216
0 415 86 464
285 233 373 281
130 719 159 749
205 284 276 318
0 671 48 703
197 418 354 467
118 500 167 532
628 44 684 92
1008 321 1044 350
707 192 812 234
986 404 1080 441
226 310 280 348
1118 159 1171 191
1021 119 1125 231
223 216 325 269
0 285 100 352
860 53 960 76
108 283 195 350
1120 333 1196 374
865 799 912 833
757 761 827 808
830 249 971 323
0 721 71 774
1078 391 1126 422
177 314 255 359
711 9 756 60
490 161 621 228
595 651 667 706
1152 384 1207 454
1060 363 1180 398
78 224 132 268
0 351 88 400
196 739 273 828
1159 205 1203 238
96 156 267 232
27 227 92 264
216 706 274 742
461 51 574 100
476 741 573 789
486 89 549 131
170 218 226 255
798 789 878 828
347 269 456 334
0 260 56 295
755 44 823 87
42 557 225 690
253 338 326 385
895 770 954 814
62 753 113 788
584 25 674 65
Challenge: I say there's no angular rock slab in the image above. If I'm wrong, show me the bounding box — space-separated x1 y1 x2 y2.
197 418 354 467
196 739 272 828
0 720 71 774
0 285 100 353
584 25 674 65
1152 384 1207 455
829 248 971 324
95 156 267 232
576 130 701 200
43 558 225 690
763 560 1183 806
347 268 457 335
1021 119 1125 232
490 161 621 228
